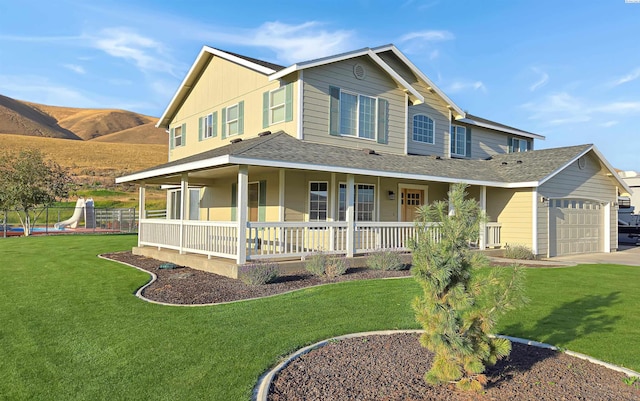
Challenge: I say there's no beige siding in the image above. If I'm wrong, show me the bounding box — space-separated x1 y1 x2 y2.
539 151 619 253
168 56 298 161
302 56 406 154
487 188 533 248
469 126 510 159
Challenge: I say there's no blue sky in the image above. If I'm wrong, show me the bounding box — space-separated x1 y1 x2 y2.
1 0 639 170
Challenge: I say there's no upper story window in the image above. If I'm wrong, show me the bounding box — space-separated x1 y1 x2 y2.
309 182 328 221
170 123 185 149
329 86 388 144
450 125 467 157
412 114 435 144
270 87 286 124
340 91 376 139
222 101 244 138
226 104 239 136
509 137 532 153
263 83 293 128
199 112 217 140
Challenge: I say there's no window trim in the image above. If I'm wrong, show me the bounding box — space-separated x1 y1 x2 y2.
203 113 214 139
338 182 376 222
308 181 329 222
269 87 286 125
173 125 183 147
510 137 532 153
226 103 240 137
412 113 435 144
450 125 467 157
338 89 378 141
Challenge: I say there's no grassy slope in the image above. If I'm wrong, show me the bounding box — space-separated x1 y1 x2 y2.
0 235 638 400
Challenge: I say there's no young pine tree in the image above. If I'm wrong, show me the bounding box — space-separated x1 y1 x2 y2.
411 183 526 391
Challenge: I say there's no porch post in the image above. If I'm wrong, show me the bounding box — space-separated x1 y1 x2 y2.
479 186 487 249
329 173 336 252
179 173 189 254
448 183 455 216
236 165 249 264
346 174 355 257
278 169 285 253
138 183 146 248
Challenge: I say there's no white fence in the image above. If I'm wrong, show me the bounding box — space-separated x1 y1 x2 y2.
137 219 463 262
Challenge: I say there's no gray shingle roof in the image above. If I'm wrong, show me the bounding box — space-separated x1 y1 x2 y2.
211 48 286 72
123 132 591 186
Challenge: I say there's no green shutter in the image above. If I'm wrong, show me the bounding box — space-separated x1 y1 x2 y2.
329 86 340 136
198 117 203 141
376 98 389 144
169 127 175 150
212 112 218 138
181 123 186 146
263 91 270 128
507 136 513 153
450 126 455 155
465 128 472 158
221 107 227 139
258 180 267 222
527 139 533 151
231 183 237 221
238 101 244 135
285 83 293 122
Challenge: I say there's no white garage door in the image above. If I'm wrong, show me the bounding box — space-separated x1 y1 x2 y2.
549 199 603 257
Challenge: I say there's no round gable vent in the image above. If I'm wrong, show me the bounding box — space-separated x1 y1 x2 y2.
353 63 366 80
578 156 587 169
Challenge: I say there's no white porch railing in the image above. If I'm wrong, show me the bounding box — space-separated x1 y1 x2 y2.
138 219 500 262
486 222 502 248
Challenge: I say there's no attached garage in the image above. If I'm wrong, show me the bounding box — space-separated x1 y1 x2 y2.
548 198 606 257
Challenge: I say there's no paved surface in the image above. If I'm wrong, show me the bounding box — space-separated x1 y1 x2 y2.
548 245 640 266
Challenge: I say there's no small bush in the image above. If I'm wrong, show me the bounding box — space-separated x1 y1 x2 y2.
305 251 348 278
366 249 405 271
504 244 536 260
238 261 279 285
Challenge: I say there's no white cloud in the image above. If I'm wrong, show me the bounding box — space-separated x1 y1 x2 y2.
63 64 86 74
612 68 640 86
198 21 355 64
522 92 640 126
398 30 454 55
0 75 99 107
399 30 454 42
90 27 179 77
529 67 549 92
446 80 487 93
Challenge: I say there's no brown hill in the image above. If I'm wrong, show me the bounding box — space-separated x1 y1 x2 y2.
0 94 81 140
91 122 167 144
0 94 166 144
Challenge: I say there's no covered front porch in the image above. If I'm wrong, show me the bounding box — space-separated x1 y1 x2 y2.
132 164 503 278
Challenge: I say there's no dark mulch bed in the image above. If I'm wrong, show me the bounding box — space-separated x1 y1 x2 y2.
102 251 640 400
269 333 640 401
103 251 412 305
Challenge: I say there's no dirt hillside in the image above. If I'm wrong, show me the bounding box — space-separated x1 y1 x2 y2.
0 94 167 144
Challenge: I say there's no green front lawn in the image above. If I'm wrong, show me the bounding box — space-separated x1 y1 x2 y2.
0 235 638 400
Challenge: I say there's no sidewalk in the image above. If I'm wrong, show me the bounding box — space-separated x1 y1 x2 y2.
547 245 640 266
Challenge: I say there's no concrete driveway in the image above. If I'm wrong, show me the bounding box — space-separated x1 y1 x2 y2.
549 245 640 266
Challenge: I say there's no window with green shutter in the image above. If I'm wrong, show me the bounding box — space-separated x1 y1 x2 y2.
328 86 387 141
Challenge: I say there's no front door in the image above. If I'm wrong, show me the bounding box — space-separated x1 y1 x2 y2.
401 188 424 222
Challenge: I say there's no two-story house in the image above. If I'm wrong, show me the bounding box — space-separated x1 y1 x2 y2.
117 44 630 278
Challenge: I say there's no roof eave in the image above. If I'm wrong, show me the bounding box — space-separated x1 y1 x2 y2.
456 118 545 140
373 44 466 118
156 46 277 129
536 145 631 194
